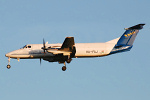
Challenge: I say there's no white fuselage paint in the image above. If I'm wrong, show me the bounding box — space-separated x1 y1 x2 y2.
75 43 116 57
5 42 117 59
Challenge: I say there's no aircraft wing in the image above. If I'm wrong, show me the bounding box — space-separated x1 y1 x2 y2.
47 37 76 56
60 37 75 50
47 49 72 56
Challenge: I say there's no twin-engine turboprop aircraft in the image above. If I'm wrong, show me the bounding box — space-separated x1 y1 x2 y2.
5 24 145 71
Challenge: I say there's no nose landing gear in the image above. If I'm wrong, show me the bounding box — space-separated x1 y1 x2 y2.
7 65 11 69
7 57 11 69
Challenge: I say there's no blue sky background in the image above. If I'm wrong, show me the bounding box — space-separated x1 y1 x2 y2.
1 0 150 100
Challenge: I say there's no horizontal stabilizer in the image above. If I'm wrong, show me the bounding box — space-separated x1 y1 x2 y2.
125 24 145 30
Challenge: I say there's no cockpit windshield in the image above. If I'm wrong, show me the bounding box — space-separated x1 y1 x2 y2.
21 45 27 49
21 45 31 49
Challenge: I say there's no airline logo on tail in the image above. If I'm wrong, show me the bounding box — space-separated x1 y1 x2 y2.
124 30 136 37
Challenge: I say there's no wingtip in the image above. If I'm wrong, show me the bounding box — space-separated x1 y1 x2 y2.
66 37 74 38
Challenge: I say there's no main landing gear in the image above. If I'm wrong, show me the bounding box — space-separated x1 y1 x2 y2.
7 57 11 69
62 62 67 71
61 58 72 71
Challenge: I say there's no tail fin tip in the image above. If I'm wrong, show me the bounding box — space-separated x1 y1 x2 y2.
124 23 145 30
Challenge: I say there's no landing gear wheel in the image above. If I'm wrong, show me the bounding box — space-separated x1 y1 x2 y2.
62 66 67 71
7 65 11 69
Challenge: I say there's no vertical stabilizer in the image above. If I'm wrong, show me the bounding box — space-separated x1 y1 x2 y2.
110 24 145 54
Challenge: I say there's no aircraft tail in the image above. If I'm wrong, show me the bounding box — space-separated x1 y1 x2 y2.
110 24 145 54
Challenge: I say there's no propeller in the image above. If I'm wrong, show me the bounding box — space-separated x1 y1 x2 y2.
40 39 46 65
40 58 42 65
41 38 47 54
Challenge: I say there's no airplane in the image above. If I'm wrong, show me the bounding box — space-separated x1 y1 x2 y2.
5 24 145 71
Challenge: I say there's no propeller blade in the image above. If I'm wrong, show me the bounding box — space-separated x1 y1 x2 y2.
43 38 45 47
40 58 41 65
42 38 46 54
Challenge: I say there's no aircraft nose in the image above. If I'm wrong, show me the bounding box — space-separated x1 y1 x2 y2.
5 50 18 58
5 52 12 57
5 49 25 58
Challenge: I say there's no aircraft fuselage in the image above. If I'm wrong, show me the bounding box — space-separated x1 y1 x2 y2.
5 42 116 59
5 24 145 71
